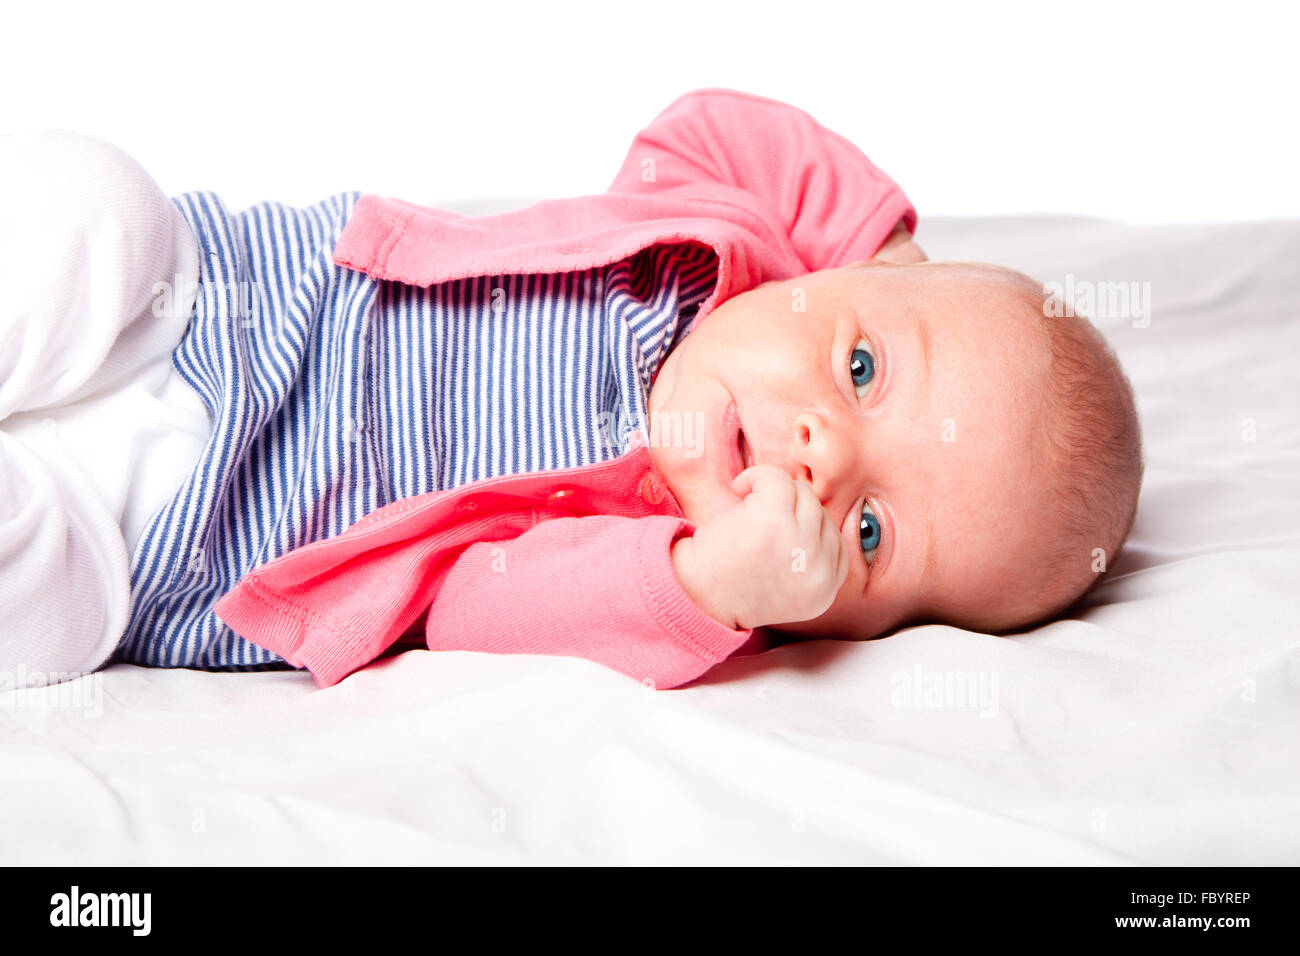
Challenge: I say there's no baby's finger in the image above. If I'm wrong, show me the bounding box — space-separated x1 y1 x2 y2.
731 464 795 508
792 480 825 532
827 515 850 590
728 464 762 499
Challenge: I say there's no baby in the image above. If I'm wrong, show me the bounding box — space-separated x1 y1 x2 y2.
655 235 1145 644
0 88 1143 691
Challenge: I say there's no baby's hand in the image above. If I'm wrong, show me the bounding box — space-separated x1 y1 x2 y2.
670 465 849 630
869 221 928 265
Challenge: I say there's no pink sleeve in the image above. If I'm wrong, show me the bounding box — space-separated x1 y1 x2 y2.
425 513 755 689
608 87 917 272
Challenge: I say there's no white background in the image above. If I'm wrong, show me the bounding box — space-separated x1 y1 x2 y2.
2 0 1297 223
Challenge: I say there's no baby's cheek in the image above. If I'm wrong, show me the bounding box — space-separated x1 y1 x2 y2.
840 597 891 642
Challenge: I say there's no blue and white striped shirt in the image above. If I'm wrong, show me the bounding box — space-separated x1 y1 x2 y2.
113 190 718 670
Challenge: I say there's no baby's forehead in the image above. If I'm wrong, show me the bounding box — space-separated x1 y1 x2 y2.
854 263 1048 343
905 261 1043 302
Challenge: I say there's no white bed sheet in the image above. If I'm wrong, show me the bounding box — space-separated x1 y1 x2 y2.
3 213 1297 865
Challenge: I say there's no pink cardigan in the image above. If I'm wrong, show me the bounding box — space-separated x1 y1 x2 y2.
212 87 917 689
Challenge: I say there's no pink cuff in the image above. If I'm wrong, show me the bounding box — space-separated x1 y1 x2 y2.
634 517 754 679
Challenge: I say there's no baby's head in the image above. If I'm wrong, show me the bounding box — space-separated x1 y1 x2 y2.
646 257 1143 641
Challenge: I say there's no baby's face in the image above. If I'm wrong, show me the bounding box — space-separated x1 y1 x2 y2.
647 260 1054 641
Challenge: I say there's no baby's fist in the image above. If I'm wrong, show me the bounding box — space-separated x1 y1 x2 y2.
671 465 849 630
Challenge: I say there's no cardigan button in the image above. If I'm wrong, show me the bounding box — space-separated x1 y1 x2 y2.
638 471 667 505
545 488 577 507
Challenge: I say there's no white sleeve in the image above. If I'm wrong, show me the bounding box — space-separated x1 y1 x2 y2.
0 129 197 688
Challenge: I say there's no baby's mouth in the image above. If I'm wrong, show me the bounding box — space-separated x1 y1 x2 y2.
737 427 754 469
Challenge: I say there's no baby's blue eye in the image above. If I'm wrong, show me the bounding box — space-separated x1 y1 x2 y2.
860 503 881 560
850 338 876 396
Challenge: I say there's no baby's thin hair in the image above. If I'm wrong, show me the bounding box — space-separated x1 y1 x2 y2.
1014 270 1145 624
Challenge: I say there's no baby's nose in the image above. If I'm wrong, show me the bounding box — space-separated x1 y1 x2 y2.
791 411 854 504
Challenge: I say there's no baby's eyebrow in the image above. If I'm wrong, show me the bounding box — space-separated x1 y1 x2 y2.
921 515 938 583
913 312 938 584
916 312 934 383
901 301 934 387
